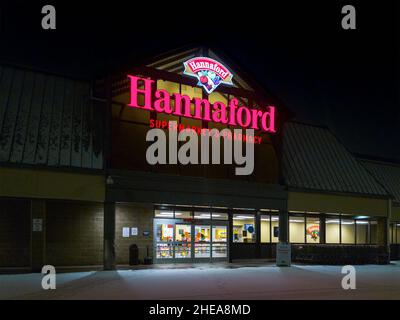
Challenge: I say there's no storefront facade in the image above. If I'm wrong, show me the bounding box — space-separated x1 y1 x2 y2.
359 159 400 260
0 46 396 271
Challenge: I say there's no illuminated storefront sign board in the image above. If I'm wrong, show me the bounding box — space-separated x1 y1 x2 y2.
183 57 234 94
127 75 276 133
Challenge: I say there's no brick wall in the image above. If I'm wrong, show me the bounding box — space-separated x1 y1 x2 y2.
115 203 153 264
0 199 154 268
0 198 30 267
46 201 103 266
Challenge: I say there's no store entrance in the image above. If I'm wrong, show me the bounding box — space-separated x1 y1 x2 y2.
153 218 228 263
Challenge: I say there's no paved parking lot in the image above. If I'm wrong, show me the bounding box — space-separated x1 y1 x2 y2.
1 262 399 300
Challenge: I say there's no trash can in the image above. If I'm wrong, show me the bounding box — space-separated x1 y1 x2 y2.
129 244 139 265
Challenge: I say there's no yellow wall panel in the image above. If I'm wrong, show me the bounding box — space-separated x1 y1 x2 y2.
0 168 105 202
288 191 389 217
392 206 400 221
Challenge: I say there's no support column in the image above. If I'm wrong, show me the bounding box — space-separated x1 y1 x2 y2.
387 199 392 261
377 216 389 264
31 200 46 273
255 211 261 259
277 208 291 266
228 213 233 263
104 202 116 270
377 217 388 246
320 214 326 244
278 210 289 243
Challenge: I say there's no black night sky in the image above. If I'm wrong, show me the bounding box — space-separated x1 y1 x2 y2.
1 1 399 160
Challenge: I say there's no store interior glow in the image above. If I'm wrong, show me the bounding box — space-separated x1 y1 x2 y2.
261 217 279 221
194 213 211 218
158 212 174 216
341 221 355 225
326 220 340 224
233 215 254 220
326 220 359 225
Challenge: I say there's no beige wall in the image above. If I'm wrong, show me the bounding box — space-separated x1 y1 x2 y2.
392 206 400 221
326 222 340 243
289 220 305 243
261 220 270 242
260 219 279 243
288 191 388 217
0 168 105 202
341 223 356 244
356 223 368 244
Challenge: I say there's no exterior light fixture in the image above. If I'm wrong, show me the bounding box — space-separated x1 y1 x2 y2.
106 176 114 185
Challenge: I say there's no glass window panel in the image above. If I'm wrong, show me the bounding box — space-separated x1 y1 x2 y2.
341 219 355 244
155 210 174 218
271 215 279 243
289 216 305 243
326 218 340 243
389 223 396 243
156 243 173 259
156 223 174 242
232 214 256 243
174 211 192 219
212 212 228 220
306 217 320 243
261 215 271 243
194 212 211 220
356 220 369 244
212 243 227 258
370 220 378 244
194 244 210 258
175 224 191 242
397 223 400 244
212 226 227 242
175 243 191 258
195 225 210 242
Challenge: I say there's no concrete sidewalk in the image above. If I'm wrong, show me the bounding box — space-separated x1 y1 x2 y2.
0 262 399 300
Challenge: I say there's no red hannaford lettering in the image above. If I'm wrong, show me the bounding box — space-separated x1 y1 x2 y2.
127 75 276 133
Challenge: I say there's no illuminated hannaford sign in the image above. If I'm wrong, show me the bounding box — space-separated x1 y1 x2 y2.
127 75 276 133
183 57 234 94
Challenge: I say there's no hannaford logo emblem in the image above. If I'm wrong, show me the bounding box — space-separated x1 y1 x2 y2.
183 57 234 94
306 225 320 241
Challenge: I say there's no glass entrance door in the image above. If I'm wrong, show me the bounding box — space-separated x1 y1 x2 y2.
175 224 192 259
194 225 211 258
155 219 174 260
154 217 228 263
